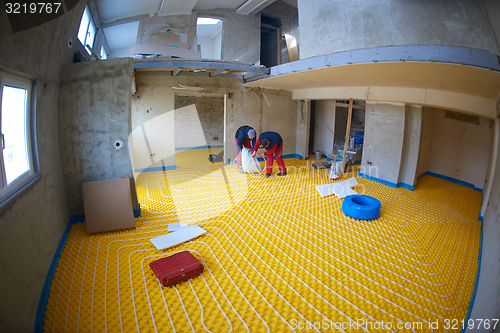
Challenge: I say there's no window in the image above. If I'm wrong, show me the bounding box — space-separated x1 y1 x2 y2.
77 6 96 55
0 72 39 205
100 46 108 60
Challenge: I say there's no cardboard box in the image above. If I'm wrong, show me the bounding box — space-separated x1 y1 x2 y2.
312 162 332 169
82 177 136 233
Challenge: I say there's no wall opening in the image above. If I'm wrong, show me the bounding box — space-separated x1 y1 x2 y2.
311 99 365 163
196 17 222 60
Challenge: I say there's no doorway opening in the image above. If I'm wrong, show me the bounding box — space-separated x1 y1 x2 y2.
260 15 280 67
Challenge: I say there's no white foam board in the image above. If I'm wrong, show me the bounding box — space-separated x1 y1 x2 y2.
151 225 206 250
168 223 188 231
316 177 358 198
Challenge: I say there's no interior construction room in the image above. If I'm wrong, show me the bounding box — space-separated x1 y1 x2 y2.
1 0 500 332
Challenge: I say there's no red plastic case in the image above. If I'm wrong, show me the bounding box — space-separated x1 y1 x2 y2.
149 251 204 287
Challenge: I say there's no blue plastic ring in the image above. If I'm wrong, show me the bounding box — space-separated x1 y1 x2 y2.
342 195 381 220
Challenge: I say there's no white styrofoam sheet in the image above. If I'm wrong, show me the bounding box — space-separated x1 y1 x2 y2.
151 225 206 250
168 223 188 231
316 177 358 198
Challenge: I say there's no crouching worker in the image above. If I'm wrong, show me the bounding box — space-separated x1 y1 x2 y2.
235 125 256 173
251 131 287 178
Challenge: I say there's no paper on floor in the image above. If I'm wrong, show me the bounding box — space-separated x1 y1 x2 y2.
151 225 206 250
316 177 358 198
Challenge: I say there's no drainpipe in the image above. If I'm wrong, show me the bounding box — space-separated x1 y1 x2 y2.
480 118 500 218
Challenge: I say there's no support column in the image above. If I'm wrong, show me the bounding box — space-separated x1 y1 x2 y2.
399 105 422 189
360 102 405 186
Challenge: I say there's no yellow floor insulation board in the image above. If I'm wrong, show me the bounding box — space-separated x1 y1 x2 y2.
44 159 482 332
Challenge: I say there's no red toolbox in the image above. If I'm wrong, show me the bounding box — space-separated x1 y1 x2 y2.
149 251 204 287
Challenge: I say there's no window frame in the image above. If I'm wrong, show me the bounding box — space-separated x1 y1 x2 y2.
77 6 97 55
0 71 40 207
100 45 108 60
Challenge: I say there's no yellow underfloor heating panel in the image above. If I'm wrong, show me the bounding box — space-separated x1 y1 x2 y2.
44 158 482 332
175 147 224 170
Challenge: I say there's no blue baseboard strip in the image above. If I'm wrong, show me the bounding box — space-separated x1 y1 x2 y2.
34 214 85 333
358 172 415 191
134 203 141 218
135 165 177 173
175 145 224 151
257 154 302 161
419 172 483 192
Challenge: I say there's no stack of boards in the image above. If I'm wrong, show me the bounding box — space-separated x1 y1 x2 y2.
130 29 201 59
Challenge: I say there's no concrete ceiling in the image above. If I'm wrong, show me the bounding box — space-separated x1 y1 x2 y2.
103 21 140 51
245 62 500 118
97 0 297 23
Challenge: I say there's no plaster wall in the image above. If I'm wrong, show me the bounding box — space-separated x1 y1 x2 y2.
399 105 422 187
174 96 224 148
197 36 217 59
131 74 298 167
416 107 433 177
298 0 500 59
0 1 86 331
110 46 134 59
213 30 222 60
131 77 175 170
362 102 405 184
58 58 137 215
468 136 500 332
261 89 298 155
313 100 335 155
426 108 491 189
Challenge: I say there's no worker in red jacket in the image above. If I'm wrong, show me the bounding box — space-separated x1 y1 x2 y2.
235 125 257 173
251 131 287 177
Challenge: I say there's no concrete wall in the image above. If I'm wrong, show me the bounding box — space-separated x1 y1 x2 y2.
298 0 500 59
313 100 335 155
399 105 422 187
482 0 500 52
131 74 298 168
128 9 260 64
362 102 406 184
262 0 299 45
423 107 492 189
0 1 86 331
334 106 348 145
174 96 224 148
59 58 137 214
295 100 310 159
